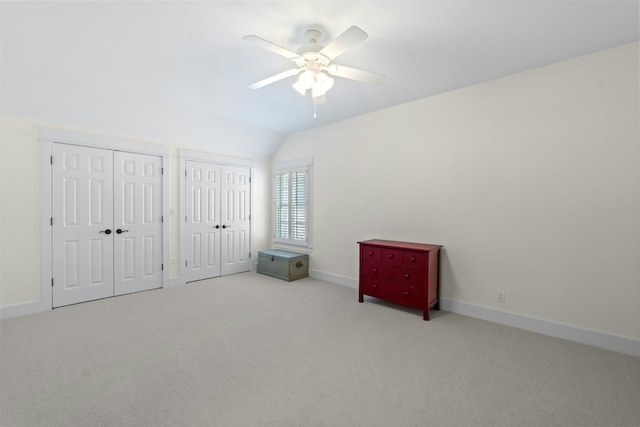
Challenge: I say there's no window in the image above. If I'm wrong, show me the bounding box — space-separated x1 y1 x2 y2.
273 161 311 248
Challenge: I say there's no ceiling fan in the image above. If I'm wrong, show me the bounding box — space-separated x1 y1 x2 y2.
243 26 386 108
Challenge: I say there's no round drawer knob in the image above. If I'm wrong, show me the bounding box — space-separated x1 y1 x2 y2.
388 254 394 259
372 268 377 273
404 273 410 279
410 257 416 262
404 291 409 296
368 251 373 256
373 284 378 289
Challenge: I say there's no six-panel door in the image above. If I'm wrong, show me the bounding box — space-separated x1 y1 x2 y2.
52 144 115 307
220 165 251 276
113 151 163 296
185 161 222 281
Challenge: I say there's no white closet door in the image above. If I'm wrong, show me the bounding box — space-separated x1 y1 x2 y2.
52 144 114 307
113 152 163 295
220 165 251 276
185 161 221 282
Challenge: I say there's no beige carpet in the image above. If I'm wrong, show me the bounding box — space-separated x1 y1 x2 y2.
1 272 639 426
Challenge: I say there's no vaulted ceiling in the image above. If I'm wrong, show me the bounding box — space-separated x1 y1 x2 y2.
1 1 638 156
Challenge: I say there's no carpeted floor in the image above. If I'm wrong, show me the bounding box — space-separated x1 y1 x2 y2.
1 272 639 426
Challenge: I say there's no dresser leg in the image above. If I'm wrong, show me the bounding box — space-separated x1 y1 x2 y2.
434 301 440 310
423 309 430 321
358 292 363 303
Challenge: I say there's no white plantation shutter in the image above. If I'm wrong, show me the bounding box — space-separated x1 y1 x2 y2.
274 163 311 247
289 169 307 241
274 171 289 239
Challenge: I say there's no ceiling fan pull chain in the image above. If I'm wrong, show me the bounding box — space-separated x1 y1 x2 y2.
313 98 317 119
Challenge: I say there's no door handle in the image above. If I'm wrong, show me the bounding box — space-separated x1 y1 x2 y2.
99 229 112 235
116 229 129 234
222 225 231 229
214 225 220 229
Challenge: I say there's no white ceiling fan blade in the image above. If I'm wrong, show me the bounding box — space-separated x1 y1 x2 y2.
319 26 368 60
248 68 301 90
326 64 386 85
243 35 301 60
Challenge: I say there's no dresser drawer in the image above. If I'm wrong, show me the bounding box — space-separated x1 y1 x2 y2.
361 245 382 263
381 248 402 265
360 279 381 295
362 262 389 280
361 280 423 308
389 284 423 308
402 251 425 269
360 279 387 299
390 266 424 286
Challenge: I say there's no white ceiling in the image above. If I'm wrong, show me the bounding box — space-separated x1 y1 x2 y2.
1 1 638 147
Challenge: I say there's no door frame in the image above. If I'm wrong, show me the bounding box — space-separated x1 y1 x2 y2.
40 127 170 310
179 149 254 281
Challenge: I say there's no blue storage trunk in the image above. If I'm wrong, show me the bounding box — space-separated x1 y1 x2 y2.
257 250 309 281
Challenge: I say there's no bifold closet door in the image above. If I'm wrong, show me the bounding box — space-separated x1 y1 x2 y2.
185 161 251 282
52 143 163 308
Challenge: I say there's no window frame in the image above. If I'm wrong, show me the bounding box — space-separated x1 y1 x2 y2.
272 158 312 249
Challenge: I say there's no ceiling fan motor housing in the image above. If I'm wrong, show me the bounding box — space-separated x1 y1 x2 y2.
296 29 331 66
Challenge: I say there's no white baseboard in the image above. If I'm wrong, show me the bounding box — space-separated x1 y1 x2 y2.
439 299 639 357
0 300 50 320
0 280 184 319
309 269 358 289
311 270 639 357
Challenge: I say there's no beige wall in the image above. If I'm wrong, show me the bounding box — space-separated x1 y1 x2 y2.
274 42 640 339
0 115 272 307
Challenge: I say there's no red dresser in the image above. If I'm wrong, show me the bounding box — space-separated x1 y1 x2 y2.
358 239 443 320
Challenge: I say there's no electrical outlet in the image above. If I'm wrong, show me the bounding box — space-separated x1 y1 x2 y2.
497 291 506 303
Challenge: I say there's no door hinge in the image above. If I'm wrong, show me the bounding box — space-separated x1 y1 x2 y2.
185 260 188 267
161 264 164 271
185 216 187 223
161 215 164 223
249 252 251 258
50 155 53 165
249 177 252 183
249 214 251 221
51 278 54 287
50 217 53 226
185 170 188 177
161 167 164 175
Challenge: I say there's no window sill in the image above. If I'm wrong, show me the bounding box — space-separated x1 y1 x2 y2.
272 241 313 253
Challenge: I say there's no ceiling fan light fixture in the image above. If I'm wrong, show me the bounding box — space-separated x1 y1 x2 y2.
298 69 314 88
293 68 334 98
292 79 307 96
311 72 334 97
